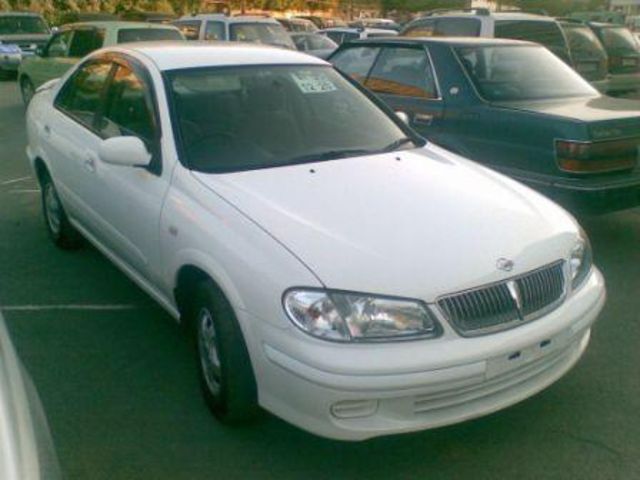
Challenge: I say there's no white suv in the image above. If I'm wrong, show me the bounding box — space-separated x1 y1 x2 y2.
173 14 295 49
402 9 572 63
26 43 605 441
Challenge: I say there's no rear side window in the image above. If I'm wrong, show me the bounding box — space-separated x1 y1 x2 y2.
99 64 156 142
436 18 481 36
68 29 104 57
117 28 183 43
205 21 225 40
495 20 568 58
55 61 113 128
331 46 380 82
173 20 201 40
365 47 438 99
45 30 73 58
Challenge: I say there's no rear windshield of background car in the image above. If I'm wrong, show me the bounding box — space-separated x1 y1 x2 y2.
456 45 596 101
599 27 639 53
563 24 607 59
495 20 568 57
229 23 294 48
0 16 49 35
117 28 183 43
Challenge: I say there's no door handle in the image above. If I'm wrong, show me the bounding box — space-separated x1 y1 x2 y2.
414 113 435 125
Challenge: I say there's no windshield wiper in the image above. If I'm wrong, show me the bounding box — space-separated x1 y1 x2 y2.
279 148 375 167
379 137 417 153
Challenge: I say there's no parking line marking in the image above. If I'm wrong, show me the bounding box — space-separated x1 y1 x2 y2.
1 176 31 185
8 189 40 194
1 304 140 312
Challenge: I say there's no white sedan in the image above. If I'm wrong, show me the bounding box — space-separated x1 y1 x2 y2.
26 42 605 441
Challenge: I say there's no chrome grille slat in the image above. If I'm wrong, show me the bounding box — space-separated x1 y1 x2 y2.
437 261 566 336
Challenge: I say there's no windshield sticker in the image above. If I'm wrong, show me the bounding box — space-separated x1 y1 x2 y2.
291 71 337 94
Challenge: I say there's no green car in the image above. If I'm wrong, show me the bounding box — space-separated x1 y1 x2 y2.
18 21 184 104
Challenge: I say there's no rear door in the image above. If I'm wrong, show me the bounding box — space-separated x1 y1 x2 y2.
363 45 444 137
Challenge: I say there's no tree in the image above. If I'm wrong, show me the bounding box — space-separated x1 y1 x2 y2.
381 0 468 14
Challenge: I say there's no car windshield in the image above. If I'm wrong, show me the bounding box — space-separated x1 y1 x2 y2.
0 16 49 35
600 27 639 52
167 65 418 173
229 23 295 48
117 28 183 43
564 25 607 60
456 45 598 101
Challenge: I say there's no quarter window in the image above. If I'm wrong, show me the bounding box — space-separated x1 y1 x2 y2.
55 60 113 128
99 64 156 142
365 47 438 99
331 46 380 82
173 20 201 40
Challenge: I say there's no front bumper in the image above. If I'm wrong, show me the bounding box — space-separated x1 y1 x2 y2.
248 268 605 440
0 52 21 72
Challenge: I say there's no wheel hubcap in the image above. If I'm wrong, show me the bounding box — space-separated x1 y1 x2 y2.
44 184 62 236
197 308 221 395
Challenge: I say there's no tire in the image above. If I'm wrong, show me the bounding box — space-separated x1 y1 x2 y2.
20 77 35 106
40 172 82 249
191 281 259 424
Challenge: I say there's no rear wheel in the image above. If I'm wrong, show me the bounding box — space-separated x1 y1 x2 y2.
20 77 35 106
40 172 82 249
191 281 259 424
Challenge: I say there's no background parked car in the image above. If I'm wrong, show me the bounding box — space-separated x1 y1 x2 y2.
588 22 640 97
18 21 184 105
349 18 401 31
401 9 572 64
173 14 295 49
558 19 609 91
0 12 50 78
277 17 317 33
318 27 397 45
290 32 337 59
330 37 640 214
294 15 346 29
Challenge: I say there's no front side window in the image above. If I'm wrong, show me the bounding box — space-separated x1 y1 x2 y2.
68 29 104 58
0 15 49 34
229 23 295 49
205 21 225 40
99 64 156 142
331 46 380 82
55 61 113 128
173 20 201 40
167 65 418 173
404 19 436 37
456 45 597 101
117 28 183 43
365 47 438 99
45 31 73 58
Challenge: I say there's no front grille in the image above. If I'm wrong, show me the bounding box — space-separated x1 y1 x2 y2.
438 261 565 336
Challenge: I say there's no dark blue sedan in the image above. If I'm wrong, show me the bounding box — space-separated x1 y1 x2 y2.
329 37 640 213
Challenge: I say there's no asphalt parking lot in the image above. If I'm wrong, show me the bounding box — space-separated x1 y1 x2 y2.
0 78 639 480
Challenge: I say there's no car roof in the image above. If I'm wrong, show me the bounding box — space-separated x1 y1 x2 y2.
0 11 43 17
62 21 179 30
319 27 392 34
344 36 535 47
107 42 326 70
178 14 279 24
425 11 557 22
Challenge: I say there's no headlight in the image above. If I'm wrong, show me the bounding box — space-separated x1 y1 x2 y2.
569 229 593 290
283 289 441 342
0 43 21 54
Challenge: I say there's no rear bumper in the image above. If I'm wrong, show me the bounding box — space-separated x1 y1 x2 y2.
511 170 640 214
248 269 605 440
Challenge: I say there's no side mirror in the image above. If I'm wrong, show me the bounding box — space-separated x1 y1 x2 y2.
395 111 410 125
98 137 151 167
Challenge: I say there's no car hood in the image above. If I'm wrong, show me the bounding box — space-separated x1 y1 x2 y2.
0 34 50 44
194 144 579 301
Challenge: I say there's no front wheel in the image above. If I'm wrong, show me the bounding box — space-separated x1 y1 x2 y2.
191 281 259 424
41 173 82 249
